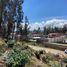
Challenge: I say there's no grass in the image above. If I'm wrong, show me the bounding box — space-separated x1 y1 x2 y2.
25 56 49 67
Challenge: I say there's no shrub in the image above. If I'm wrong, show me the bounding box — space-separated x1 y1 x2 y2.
7 40 16 48
41 53 55 64
0 47 5 56
5 47 31 67
49 61 61 67
63 58 67 63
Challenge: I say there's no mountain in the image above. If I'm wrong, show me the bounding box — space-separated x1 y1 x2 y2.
44 19 67 28
29 19 67 30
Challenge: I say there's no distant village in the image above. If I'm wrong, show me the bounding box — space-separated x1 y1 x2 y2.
8 23 67 44
0 0 67 67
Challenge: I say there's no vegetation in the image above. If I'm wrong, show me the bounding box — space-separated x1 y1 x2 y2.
43 26 67 35
0 40 66 67
0 0 30 41
7 40 16 48
0 0 67 67
49 61 61 67
63 57 67 63
5 46 32 67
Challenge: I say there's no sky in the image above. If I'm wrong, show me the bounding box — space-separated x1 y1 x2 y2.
23 0 67 22
23 0 67 30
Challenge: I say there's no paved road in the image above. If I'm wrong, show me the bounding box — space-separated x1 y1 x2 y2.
28 45 67 57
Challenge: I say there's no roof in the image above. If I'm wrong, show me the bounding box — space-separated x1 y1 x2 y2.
28 33 42 37
48 33 63 38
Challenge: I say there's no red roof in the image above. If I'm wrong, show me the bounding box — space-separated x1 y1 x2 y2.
48 33 63 38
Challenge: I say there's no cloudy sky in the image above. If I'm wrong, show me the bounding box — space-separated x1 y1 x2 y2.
23 0 67 30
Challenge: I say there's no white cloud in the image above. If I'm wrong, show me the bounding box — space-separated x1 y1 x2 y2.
29 18 67 30
44 19 67 28
29 21 44 30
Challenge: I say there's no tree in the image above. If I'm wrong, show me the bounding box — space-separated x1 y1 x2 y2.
0 0 24 39
43 27 50 35
37 27 41 34
0 0 14 38
7 0 24 39
16 0 24 34
0 0 7 35
62 24 67 33
23 16 29 41
43 27 47 35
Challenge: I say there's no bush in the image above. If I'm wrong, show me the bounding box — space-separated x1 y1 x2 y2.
49 61 61 67
41 53 55 64
0 47 5 56
5 47 31 67
7 40 16 48
63 58 67 63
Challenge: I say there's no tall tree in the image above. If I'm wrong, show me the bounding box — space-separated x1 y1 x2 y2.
62 24 67 33
23 16 29 40
36 27 41 34
0 0 24 39
16 0 24 35
43 27 50 35
0 0 6 35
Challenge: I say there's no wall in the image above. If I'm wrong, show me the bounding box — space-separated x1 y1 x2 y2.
47 35 66 43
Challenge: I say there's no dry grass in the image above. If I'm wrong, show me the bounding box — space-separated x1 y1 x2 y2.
0 38 5 46
25 56 49 67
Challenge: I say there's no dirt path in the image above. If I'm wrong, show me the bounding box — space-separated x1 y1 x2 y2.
28 45 67 57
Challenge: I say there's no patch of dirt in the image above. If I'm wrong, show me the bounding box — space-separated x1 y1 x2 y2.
28 45 67 57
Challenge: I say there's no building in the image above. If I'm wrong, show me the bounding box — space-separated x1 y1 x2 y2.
45 33 67 43
64 24 67 28
28 33 42 42
47 35 66 43
63 24 67 33
48 33 63 38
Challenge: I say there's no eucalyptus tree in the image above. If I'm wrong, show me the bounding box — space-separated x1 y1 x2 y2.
0 0 24 39
24 16 29 40
16 0 24 35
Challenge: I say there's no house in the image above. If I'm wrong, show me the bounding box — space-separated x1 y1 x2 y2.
64 39 67 44
28 33 42 42
64 24 67 32
46 33 67 43
64 24 67 28
47 35 66 43
66 32 67 37
48 33 63 38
